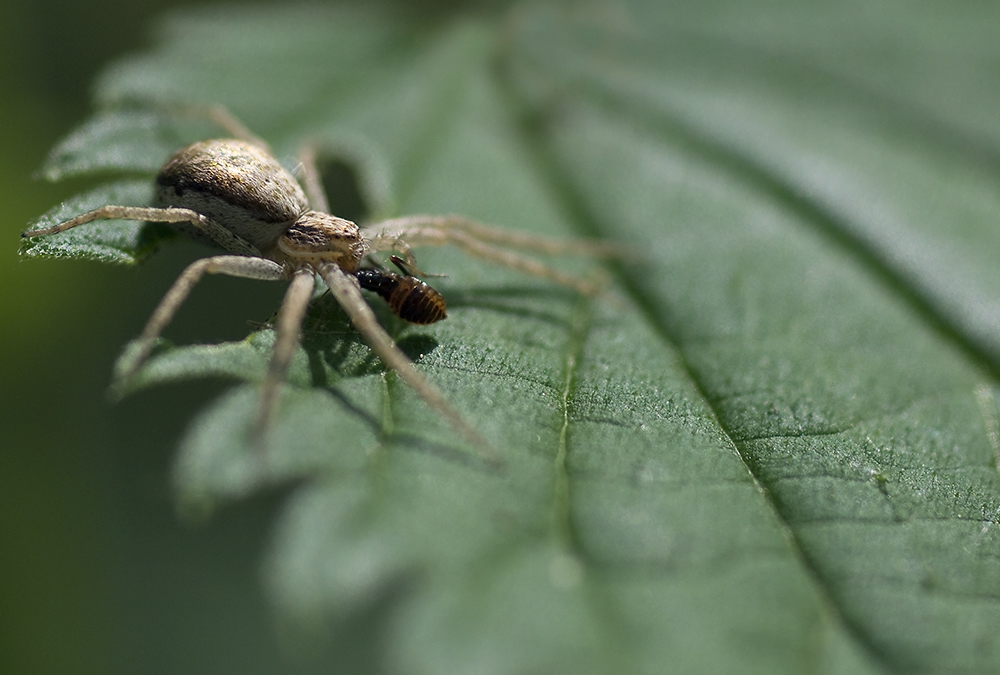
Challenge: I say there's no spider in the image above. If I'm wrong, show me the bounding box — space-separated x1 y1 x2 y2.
23 107 610 464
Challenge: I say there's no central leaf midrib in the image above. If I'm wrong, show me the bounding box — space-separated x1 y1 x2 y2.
496 45 894 672
549 293 591 549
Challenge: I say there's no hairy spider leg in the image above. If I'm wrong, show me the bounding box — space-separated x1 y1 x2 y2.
254 265 315 439
295 142 330 214
128 255 288 379
369 215 619 257
168 102 271 152
365 215 605 296
318 261 500 467
24 205 260 257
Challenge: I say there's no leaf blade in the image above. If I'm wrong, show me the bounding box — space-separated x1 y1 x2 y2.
22 2 1000 673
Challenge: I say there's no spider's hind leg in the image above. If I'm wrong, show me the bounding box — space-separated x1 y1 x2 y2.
165 103 271 151
294 141 331 213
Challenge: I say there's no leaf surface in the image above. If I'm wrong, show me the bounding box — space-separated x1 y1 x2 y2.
22 2 1000 673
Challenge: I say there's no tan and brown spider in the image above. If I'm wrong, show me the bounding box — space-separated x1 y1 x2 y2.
23 107 610 462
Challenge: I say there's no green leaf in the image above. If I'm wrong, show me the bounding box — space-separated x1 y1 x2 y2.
23 1 1000 673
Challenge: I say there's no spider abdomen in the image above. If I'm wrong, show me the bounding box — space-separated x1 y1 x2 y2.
155 139 308 252
355 268 447 324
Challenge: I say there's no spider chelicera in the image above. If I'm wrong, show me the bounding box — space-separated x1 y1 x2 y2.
23 107 610 464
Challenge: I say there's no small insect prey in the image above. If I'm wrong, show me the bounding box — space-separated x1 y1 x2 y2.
355 256 447 324
23 110 611 462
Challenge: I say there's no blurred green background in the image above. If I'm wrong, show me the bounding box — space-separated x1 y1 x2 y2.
0 1 372 673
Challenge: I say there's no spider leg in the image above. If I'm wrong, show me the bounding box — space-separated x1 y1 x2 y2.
364 215 621 257
366 218 602 296
23 205 262 257
295 142 330 213
164 103 270 151
117 255 287 382
317 261 502 469
253 266 315 438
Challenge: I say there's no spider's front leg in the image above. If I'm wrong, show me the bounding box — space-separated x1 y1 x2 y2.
318 261 502 469
363 215 613 296
253 266 315 439
115 255 289 385
366 215 616 256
